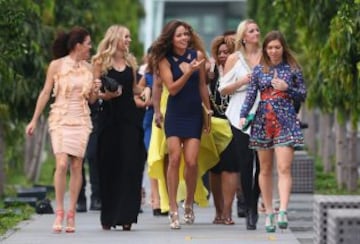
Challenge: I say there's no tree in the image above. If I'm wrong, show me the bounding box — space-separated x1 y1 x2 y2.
319 0 360 190
0 0 145 195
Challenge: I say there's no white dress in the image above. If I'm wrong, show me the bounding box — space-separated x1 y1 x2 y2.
218 51 259 134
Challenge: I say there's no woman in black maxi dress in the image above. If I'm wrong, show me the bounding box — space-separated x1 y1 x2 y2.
93 25 149 231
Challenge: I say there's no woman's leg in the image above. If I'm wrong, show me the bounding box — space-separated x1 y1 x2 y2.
68 156 84 212
274 146 294 211
65 156 83 232
182 138 200 207
54 153 68 211
209 171 223 222
150 178 160 210
257 149 274 214
52 153 68 231
221 171 238 224
166 137 182 213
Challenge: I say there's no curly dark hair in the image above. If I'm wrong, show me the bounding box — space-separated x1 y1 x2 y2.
148 19 206 75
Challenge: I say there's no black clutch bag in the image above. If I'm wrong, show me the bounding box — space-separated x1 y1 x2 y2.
101 76 119 92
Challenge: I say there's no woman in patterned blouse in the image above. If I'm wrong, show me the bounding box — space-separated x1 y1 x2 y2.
240 30 307 233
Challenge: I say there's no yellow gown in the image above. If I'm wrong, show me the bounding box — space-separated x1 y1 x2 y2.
147 86 232 212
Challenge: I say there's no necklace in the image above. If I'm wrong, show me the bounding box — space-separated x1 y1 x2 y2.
209 65 229 115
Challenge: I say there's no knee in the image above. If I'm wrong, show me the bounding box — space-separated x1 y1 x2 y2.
259 163 272 176
185 161 197 171
277 165 291 177
168 154 181 169
55 161 68 174
70 161 83 174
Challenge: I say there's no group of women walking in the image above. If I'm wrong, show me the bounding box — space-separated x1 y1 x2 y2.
25 17 306 234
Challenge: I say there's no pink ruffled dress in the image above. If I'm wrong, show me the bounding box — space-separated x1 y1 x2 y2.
48 56 93 158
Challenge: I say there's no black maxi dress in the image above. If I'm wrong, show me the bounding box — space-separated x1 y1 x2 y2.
97 66 146 227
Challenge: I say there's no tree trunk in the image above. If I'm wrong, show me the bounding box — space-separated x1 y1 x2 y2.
24 115 48 182
334 112 347 188
347 123 358 191
0 122 5 197
303 108 317 154
321 113 333 173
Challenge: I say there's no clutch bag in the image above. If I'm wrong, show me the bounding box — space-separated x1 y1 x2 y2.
202 103 212 132
242 113 255 131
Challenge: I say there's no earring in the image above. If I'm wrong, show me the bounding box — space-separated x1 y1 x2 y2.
242 39 246 44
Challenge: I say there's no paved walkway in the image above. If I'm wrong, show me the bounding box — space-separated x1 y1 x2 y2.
1 191 313 244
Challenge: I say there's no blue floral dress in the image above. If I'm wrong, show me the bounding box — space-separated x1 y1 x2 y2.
240 62 307 149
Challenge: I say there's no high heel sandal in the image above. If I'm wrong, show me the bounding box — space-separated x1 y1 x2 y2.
65 210 76 233
223 217 235 225
169 211 181 229
212 216 224 224
122 224 132 231
52 210 64 233
277 210 288 229
265 213 276 233
184 205 195 224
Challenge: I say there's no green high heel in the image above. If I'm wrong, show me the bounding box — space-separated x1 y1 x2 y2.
265 213 276 233
277 211 288 229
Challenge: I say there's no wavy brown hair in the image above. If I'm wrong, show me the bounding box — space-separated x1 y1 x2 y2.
260 30 301 73
148 19 207 74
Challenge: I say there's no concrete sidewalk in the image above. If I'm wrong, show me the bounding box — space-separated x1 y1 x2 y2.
0 193 313 244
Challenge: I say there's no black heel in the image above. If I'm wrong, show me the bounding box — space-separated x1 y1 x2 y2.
122 224 132 231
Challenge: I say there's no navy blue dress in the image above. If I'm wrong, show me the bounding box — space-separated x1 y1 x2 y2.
164 49 203 139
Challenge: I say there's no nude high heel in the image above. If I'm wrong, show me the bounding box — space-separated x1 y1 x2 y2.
65 210 76 233
52 210 64 233
184 205 195 224
169 211 181 229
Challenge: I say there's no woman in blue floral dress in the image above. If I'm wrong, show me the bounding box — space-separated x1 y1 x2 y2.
240 30 306 233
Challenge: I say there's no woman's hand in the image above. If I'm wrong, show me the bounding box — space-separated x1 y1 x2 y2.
239 117 246 129
140 87 151 104
100 86 122 100
207 71 215 80
271 70 288 91
25 120 36 136
179 59 205 74
238 73 251 87
154 111 163 128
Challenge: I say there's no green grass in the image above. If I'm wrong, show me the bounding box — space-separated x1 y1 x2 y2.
314 156 360 195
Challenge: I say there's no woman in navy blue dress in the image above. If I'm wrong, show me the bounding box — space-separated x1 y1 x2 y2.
240 30 306 232
149 20 211 229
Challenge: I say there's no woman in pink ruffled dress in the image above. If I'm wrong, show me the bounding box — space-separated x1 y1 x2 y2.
26 26 100 233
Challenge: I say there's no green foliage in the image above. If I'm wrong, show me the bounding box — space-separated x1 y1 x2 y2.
0 205 34 236
319 0 360 126
92 0 145 58
36 154 55 186
0 0 144 187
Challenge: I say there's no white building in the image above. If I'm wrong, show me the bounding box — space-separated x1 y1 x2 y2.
140 0 246 53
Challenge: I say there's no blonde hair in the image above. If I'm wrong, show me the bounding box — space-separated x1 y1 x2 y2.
92 25 137 74
234 19 260 52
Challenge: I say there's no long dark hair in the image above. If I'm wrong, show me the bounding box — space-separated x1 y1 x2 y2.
149 19 206 74
261 30 300 72
52 26 89 59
